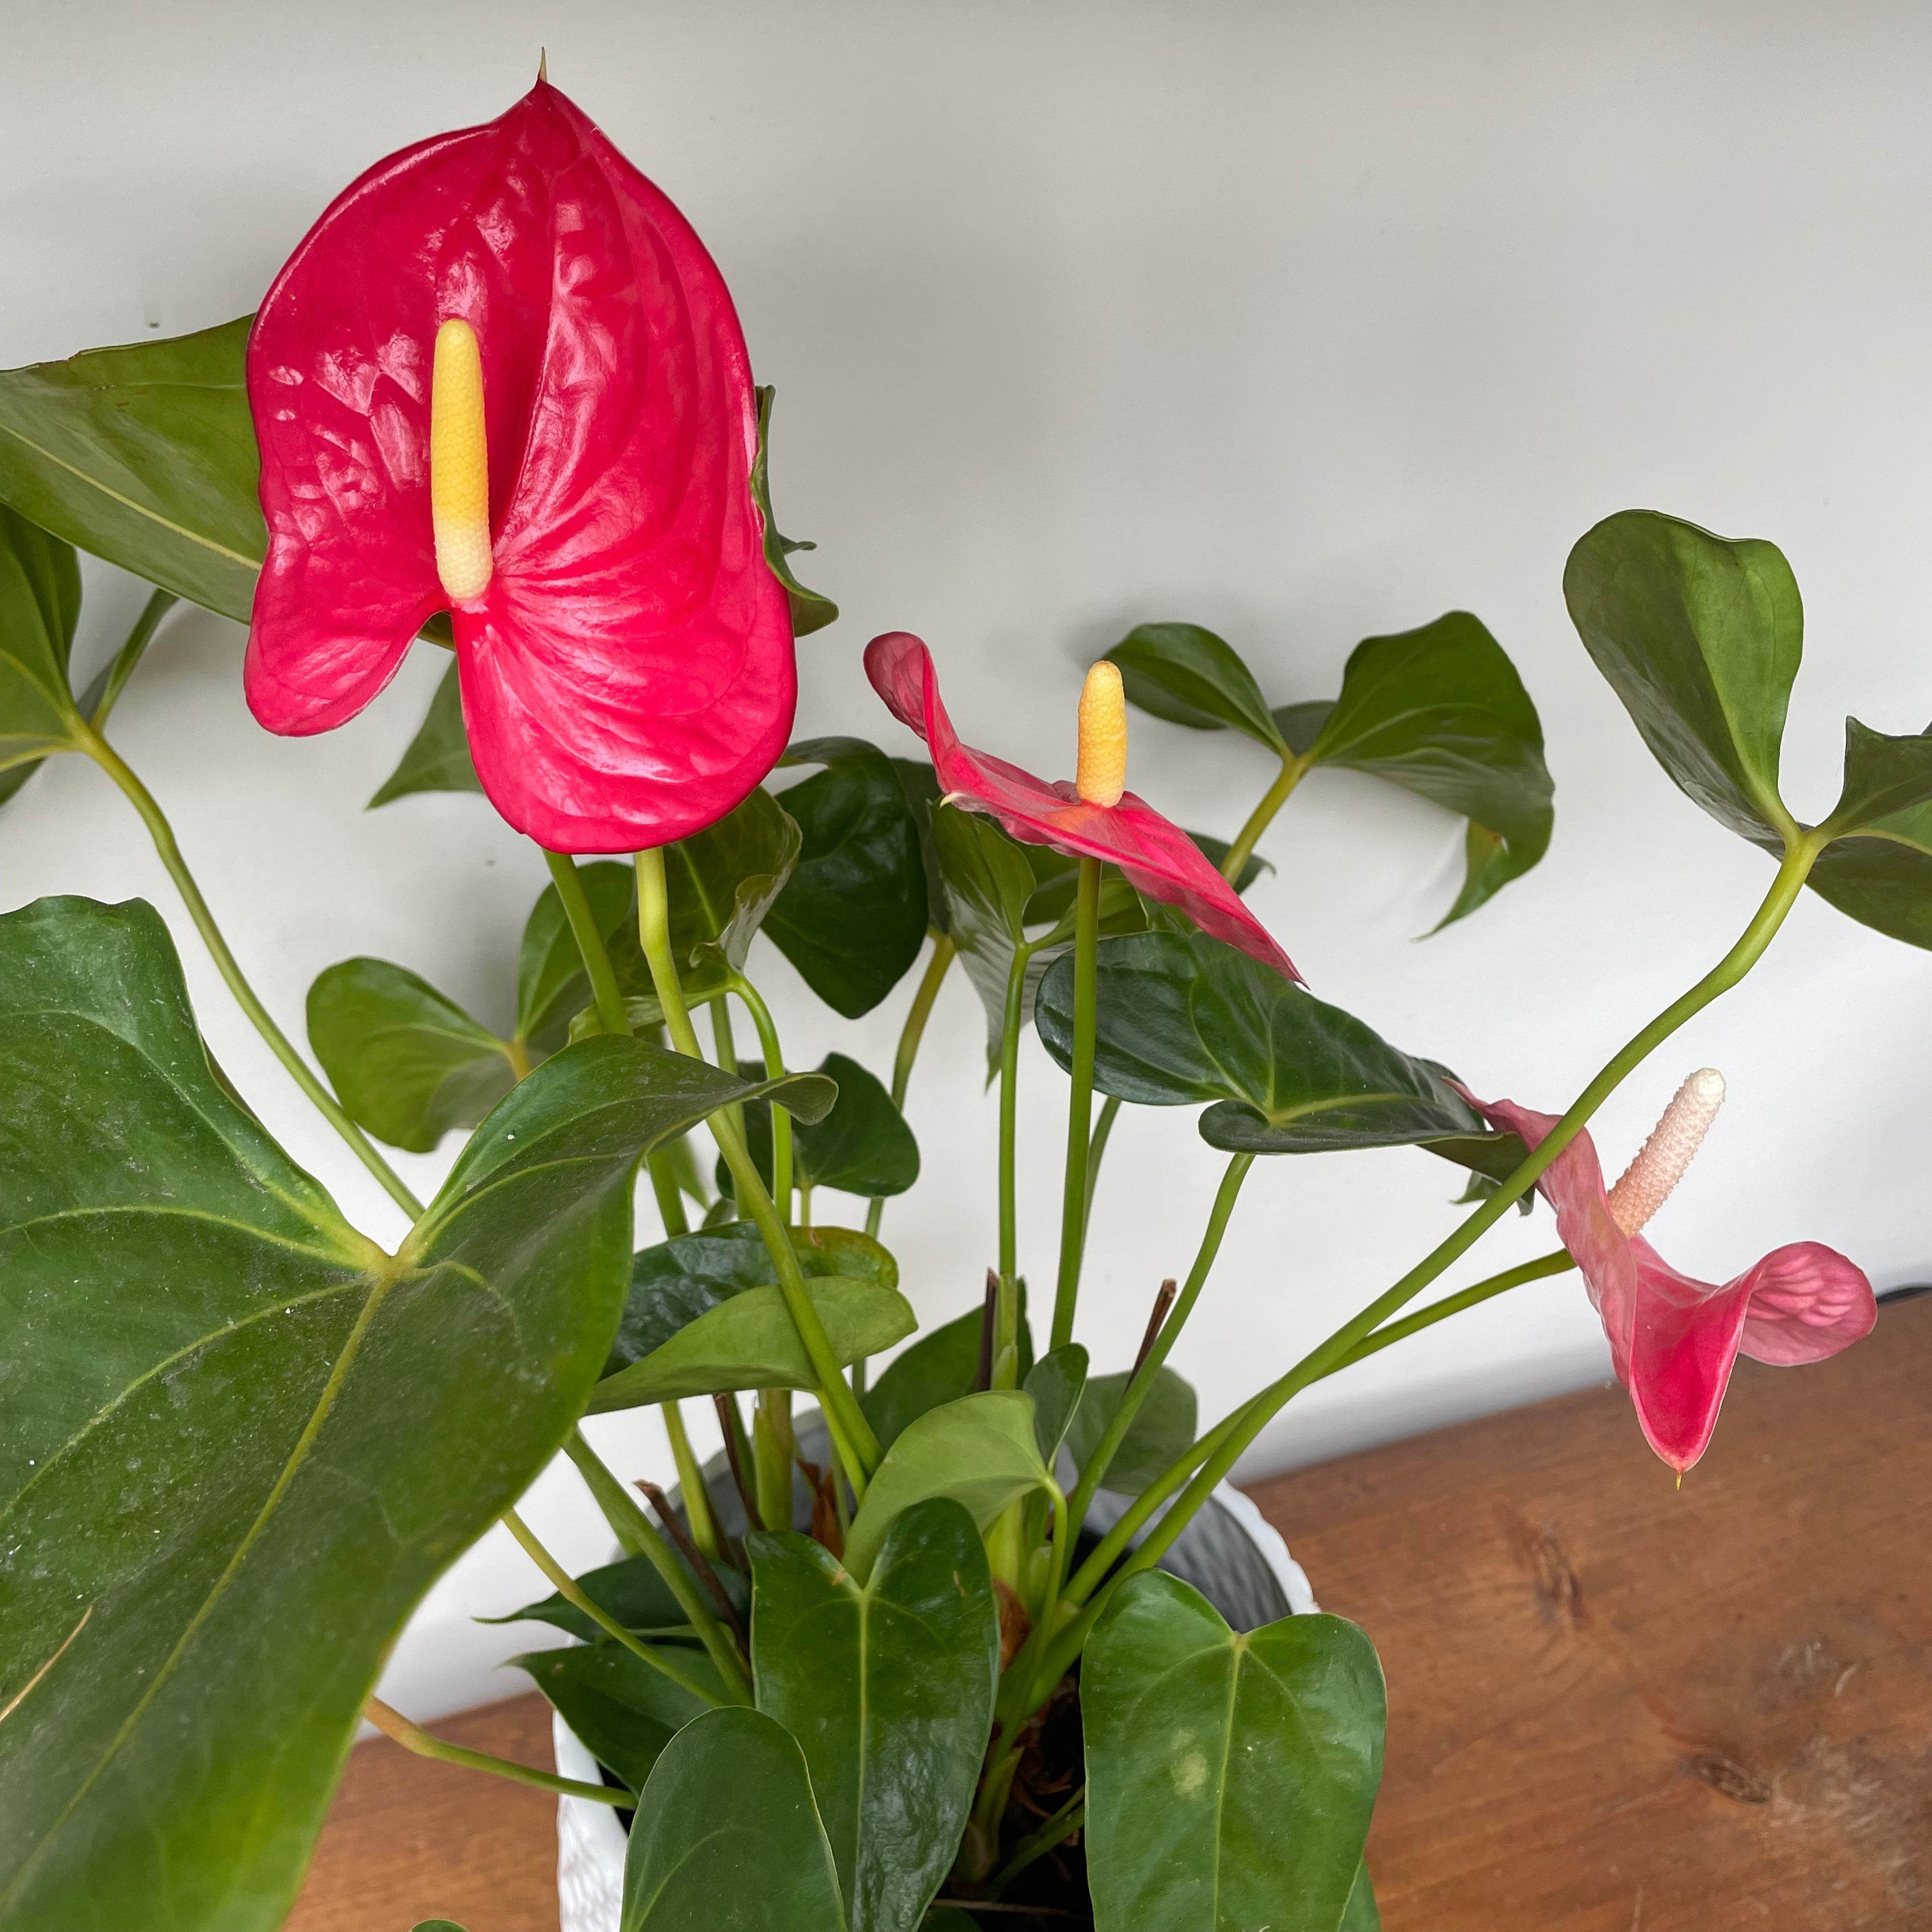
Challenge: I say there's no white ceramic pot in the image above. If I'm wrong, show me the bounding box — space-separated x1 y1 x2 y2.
552 1483 1315 1932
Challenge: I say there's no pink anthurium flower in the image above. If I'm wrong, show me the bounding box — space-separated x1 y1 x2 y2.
243 78 794 852
866 631 1298 979
1469 1071 1875 1472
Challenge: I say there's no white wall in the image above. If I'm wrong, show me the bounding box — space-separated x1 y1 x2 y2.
5 0 1930 1719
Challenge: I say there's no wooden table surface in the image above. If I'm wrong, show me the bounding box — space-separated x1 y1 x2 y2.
289 1292 1932 1932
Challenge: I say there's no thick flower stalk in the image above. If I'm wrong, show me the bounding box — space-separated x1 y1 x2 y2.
865 631 1297 978
245 79 795 852
1469 1073 1875 1471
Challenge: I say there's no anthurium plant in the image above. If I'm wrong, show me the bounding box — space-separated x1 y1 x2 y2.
0 72 1911 1932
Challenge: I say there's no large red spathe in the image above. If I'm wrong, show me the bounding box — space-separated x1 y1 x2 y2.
244 80 794 852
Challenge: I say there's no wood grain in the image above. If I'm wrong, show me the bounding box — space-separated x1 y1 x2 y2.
289 1294 1931 1931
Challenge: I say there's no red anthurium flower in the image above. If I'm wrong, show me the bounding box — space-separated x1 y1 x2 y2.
244 78 794 852
1468 1071 1875 1472
866 631 1299 980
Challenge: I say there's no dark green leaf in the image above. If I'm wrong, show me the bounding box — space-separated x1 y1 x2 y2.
621 1706 847 1932
305 957 516 1153
514 1644 718 1795
860 1296 1034 1455
1084 1572 1385 1932
1563 510 1800 849
0 505 84 799
1024 1346 1088 1462
0 319 264 622
367 659 482 808
483 1547 747 1643
766 738 928 1016
724 1054 920 1202
1110 621 1287 752
749 1500 999 1932
1794 717 1932 951
1340 1859 1383 1931
1064 1366 1197 1492
1421 1130 1535 1215
1036 930 1483 1154
1272 699 1335 758
0 899 797 1932
843 1392 1049 1583
752 386 838 638
517 860 640 1052
1302 612 1553 928
665 787 802 970
888 759 949 936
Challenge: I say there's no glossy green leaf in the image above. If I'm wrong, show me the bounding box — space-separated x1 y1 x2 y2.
888 758 949 936
484 1547 747 1644
0 505 84 804
1037 929 1483 1154
1563 510 1799 848
514 1644 719 1795
0 898 801 1932
766 737 928 1016
749 1499 999 1932
843 1391 1050 1583
724 1052 919 1203
859 1296 1034 1455
305 957 516 1154
1797 717 1932 950
1064 1367 1197 1493
1300 612 1553 928
367 659 482 807
666 786 802 970
1084 1572 1385 1932
621 1706 848 1932
0 319 264 623
517 860 641 1051
752 386 838 639
1110 620 1287 752
1024 1346 1088 1462
1340 1860 1382 1931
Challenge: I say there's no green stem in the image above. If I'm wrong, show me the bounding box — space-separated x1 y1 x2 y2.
1063 1153 1252 1537
544 848 629 1038
990 1789 1086 1894
1222 753 1307 881
1089 834 1825 1630
754 1388 795 1533
866 934 956 1238
660 1401 719 1561
728 972 792 1219
503 1505 734 1707
647 1151 690 1238
994 939 1032 1385
89 588 176 730
80 727 424 1220
1080 1095 1122 1243
634 847 881 1487
364 1697 632 1807
1327 1250 1575 1374
1050 857 1103 1352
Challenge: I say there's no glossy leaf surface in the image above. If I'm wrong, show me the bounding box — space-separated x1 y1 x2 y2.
750 1500 999 1932
889 758 949 935
1025 1346 1089 1462
1300 612 1552 928
486 1547 747 1644
305 956 516 1153
1084 1572 1384 1932
367 659 484 807
515 1644 719 1795
0 507 84 804
0 898 791 1932
1064 1367 1198 1493
665 786 801 970
860 1296 1034 1455
726 1053 919 1202
765 737 928 1016
621 1707 847 1932
1110 620 1287 751
1563 510 1798 847
843 1391 1048 1583
1803 718 1932 951
1037 930 1482 1153
0 319 263 622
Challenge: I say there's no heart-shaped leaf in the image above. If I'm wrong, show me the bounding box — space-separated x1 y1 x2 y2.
514 1643 723 1795
0 896 804 1932
860 1295 1035 1455
666 786 802 970
1083 1572 1385 1932
1110 622 1288 752
724 1054 920 1203
0 505 84 809
1563 510 1800 849
765 737 929 1017
752 387 838 639
749 1499 999 1932
1064 1367 1198 1494
1300 612 1553 928
1036 930 1483 1153
0 319 264 623
843 1391 1050 1583
305 957 518 1153
367 659 482 808
484 1545 748 1644
1024 1346 1089 1462
621 1706 848 1932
